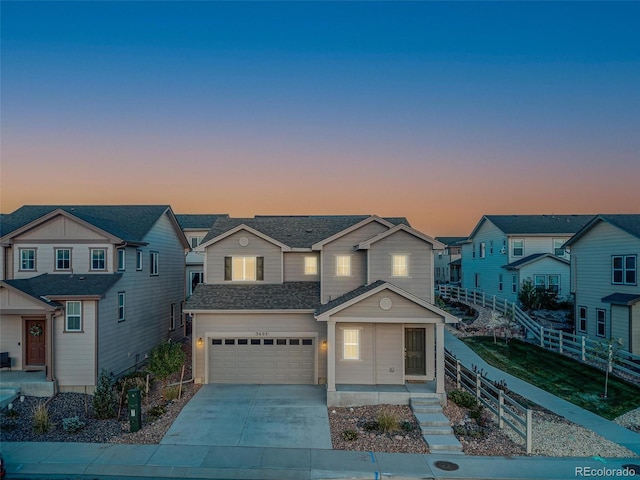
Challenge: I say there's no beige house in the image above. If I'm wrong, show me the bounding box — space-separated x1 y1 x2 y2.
185 215 458 406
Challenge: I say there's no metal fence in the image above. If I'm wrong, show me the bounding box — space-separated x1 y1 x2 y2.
438 285 640 385
444 349 533 454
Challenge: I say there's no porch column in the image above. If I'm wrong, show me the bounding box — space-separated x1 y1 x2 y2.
46 312 55 382
435 323 445 394
327 320 336 392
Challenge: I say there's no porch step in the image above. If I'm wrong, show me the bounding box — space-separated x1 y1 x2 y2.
423 434 465 454
0 387 20 409
421 426 454 435
410 397 441 407
415 412 450 428
411 404 443 414
410 395 464 455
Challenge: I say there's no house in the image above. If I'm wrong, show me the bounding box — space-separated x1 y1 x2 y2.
461 215 594 304
175 214 228 298
0 205 189 393
564 214 640 354
434 237 466 284
184 215 458 406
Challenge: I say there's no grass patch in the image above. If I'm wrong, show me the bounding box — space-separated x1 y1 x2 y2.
461 337 640 420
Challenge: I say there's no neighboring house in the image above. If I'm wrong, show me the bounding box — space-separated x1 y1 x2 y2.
434 237 466 284
461 215 594 304
185 215 458 406
0 205 189 392
175 214 228 298
564 214 640 354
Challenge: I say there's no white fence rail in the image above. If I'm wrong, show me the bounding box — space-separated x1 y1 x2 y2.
444 349 533 454
438 285 640 385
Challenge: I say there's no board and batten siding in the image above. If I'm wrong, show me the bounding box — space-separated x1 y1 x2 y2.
322 221 389 304
283 252 320 282
192 312 326 383
97 212 186 378
204 229 282 284
367 230 433 303
55 300 97 389
570 221 640 352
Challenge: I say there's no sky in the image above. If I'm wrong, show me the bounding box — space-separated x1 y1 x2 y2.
1 2 639 236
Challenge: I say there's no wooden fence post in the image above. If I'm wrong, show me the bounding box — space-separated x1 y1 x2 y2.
498 390 504 429
475 373 481 399
456 360 461 389
558 332 563 354
465 289 468 302
540 326 544 348
526 409 533 454
492 295 496 311
581 336 586 361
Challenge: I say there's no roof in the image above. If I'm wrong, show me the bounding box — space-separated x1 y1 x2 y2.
564 214 640 247
1 205 173 243
468 215 595 239
3 273 123 302
175 214 228 230
601 293 640 306
358 224 444 250
450 258 462 266
502 253 569 270
201 215 409 249
315 280 385 316
185 282 320 310
435 236 467 246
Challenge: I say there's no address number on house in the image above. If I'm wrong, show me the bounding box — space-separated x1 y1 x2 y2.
255 332 270 337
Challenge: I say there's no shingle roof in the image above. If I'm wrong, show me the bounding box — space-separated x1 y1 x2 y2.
202 216 409 249
4 273 122 302
1 205 172 242
599 214 640 239
175 214 228 230
601 293 640 306
502 253 569 270
315 280 385 316
435 236 467 246
186 282 320 310
483 215 595 236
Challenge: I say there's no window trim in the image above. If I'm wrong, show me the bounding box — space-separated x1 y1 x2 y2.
190 236 204 249
498 273 503 292
336 255 352 277
479 242 486 259
117 248 126 271
65 301 82 332
512 239 524 257
612 255 637 286
391 254 409 277
169 303 176 331
136 249 143 271
150 251 159 276
596 309 606 337
343 328 360 360
577 306 587 333
118 292 125 322
90 248 107 271
19 248 37 271
553 238 565 257
304 256 318 275
55 248 71 271
225 256 263 281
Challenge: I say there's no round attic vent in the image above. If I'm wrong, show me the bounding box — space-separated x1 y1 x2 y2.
239 236 249 247
379 297 392 310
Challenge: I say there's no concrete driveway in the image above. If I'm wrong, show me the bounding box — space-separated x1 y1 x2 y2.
160 384 332 449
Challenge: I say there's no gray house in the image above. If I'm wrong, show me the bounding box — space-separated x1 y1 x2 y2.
461 215 594 303
0 205 189 392
434 236 465 284
185 215 458 406
564 214 640 353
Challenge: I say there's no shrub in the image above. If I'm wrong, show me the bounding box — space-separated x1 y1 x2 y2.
376 411 398 433
5 408 19 419
362 421 379 431
448 390 478 409
165 386 179 402
469 404 484 421
342 429 359 441
93 369 117 419
147 341 185 403
32 403 53 434
401 420 414 432
147 405 166 419
62 416 86 433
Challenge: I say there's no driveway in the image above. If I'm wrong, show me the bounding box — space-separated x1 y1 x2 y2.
160 384 332 449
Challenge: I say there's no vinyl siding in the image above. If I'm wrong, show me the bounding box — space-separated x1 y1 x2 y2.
611 305 630 350
518 257 570 299
283 252 320 282
374 324 403 384
204 230 282 284
508 236 571 263
55 300 97 387
335 323 374 384
12 242 113 278
632 304 640 355
0 313 23 369
333 290 442 320
14 215 110 241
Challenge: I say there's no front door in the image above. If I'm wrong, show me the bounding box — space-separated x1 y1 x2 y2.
25 318 46 366
405 328 425 375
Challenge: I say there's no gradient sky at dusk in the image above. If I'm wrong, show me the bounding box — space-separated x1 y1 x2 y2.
2 2 639 236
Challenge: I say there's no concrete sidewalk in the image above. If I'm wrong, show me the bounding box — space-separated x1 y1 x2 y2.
1 441 638 480
445 329 640 455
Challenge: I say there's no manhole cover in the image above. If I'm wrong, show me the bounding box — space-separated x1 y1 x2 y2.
622 464 640 476
434 460 459 471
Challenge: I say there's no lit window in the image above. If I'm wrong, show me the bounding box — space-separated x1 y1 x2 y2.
596 309 606 337
66 301 82 331
336 256 351 276
578 306 587 333
56 248 71 270
343 329 359 360
118 292 125 322
225 256 264 281
150 252 159 276
612 255 636 285
392 255 408 277
512 239 524 257
304 256 318 275
136 250 143 270
117 249 126 271
20 249 36 271
91 249 106 270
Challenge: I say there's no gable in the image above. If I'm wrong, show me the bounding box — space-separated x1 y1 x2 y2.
0 284 58 313
333 289 443 320
14 214 113 242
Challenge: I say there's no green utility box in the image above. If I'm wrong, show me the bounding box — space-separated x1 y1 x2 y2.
128 388 141 433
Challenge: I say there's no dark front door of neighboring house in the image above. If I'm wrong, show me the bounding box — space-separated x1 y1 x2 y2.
25 318 46 366
405 328 425 375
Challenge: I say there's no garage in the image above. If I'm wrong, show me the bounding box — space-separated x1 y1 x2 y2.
207 336 316 384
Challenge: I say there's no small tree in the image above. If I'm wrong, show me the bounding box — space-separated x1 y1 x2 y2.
93 369 116 419
518 279 540 311
589 337 623 399
147 340 185 403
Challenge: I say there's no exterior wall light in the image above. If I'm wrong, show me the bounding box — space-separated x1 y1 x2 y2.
197 337 203 346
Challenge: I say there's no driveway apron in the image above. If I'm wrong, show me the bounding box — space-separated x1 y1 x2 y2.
160 384 332 449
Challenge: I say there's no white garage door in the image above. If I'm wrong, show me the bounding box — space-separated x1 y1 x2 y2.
208 337 315 384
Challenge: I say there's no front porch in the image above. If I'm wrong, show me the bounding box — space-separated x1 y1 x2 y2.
328 381 444 407
0 370 54 407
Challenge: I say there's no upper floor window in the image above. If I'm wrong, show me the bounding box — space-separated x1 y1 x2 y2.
479 242 486 258
190 236 204 249
150 252 159 276
489 241 494 255
578 306 587 333
553 239 565 257
336 255 351 277
472 244 476 258
190 271 203 295
90 248 106 271
392 254 408 277
20 248 36 271
224 256 264 281
343 329 359 360
612 255 636 285
596 309 606 337
117 249 126 271
304 256 318 275
512 239 524 257
136 250 143 270
55 248 71 271
118 292 125 322
66 301 82 332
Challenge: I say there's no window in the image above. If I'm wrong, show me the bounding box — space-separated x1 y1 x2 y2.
55 248 71 270
118 292 125 322
553 239 565 257
479 242 486 258
304 256 318 275
548 275 560 293
489 241 494 255
474 273 481 288
596 309 606 337
578 306 587 333
190 271 203 295
190 236 204 249
225 256 264 281
612 255 637 285
179 301 184 327
136 250 143 270
512 239 524 257
20 249 36 271
150 252 159 276
472 244 476 258
170 303 175 330
512 275 517 293
66 301 82 331
343 329 359 360
117 249 126 271
336 255 351 276
534 275 547 290
498 274 503 292
91 249 106 270
392 255 408 277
